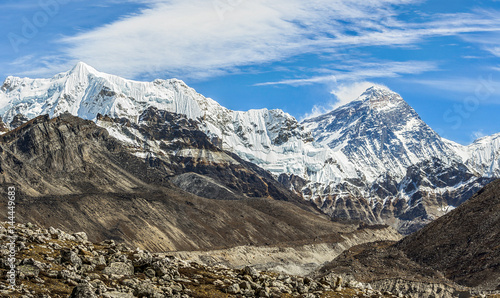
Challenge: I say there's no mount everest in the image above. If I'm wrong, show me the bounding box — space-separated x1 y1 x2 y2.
1 62 499 233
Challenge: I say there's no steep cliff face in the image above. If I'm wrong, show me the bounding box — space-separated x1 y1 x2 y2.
0 112 356 252
0 114 150 197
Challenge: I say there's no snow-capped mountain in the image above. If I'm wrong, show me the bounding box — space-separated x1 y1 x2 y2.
302 86 463 181
0 62 318 178
465 133 500 178
1 62 498 233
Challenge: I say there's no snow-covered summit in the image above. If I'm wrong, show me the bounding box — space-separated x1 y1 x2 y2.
302 85 461 181
0 61 211 124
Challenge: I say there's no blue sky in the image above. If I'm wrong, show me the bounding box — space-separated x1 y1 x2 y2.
1 0 500 144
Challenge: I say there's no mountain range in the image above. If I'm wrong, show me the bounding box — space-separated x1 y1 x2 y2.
1 62 499 233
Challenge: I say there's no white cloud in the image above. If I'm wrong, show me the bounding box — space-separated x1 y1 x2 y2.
300 104 334 121
413 76 500 102
300 81 389 120
487 47 500 57
8 55 75 78
54 0 500 79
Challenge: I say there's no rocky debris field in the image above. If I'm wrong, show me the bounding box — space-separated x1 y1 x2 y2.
0 222 413 298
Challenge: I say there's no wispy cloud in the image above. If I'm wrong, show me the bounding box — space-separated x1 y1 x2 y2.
256 60 438 86
472 130 486 140
413 76 500 104
8 55 75 78
51 0 500 80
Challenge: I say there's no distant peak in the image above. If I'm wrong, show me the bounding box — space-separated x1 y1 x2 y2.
361 85 396 97
358 85 404 109
69 62 99 75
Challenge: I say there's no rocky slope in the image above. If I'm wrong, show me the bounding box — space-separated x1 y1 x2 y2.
0 222 406 298
314 179 500 296
1 63 499 233
314 241 468 298
0 112 359 252
396 178 500 291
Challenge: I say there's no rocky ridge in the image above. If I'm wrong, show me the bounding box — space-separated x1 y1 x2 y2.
397 178 500 291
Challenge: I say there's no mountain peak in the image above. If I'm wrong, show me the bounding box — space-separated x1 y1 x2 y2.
68 61 99 76
358 85 404 110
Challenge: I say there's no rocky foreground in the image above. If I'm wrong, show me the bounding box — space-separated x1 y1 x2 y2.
0 222 417 298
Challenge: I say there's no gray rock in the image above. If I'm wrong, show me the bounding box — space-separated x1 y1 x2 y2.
69 283 97 298
87 273 101 280
49 227 77 241
240 281 252 290
144 267 156 278
102 292 135 298
242 265 259 277
61 249 83 269
227 283 240 294
17 264 40 278
170 283 183 294
120 278 139 288
257 287 270 298
73 232 88 243
92 255 106 266
103 262 134 276
132 251 153 267
134 281 160 297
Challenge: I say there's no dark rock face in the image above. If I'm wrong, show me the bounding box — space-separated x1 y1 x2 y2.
313 240 468 298
0 111 354 251
99 107 309 203
9 113 29 129
0 113 149 195
396 179 500 291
